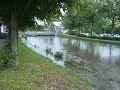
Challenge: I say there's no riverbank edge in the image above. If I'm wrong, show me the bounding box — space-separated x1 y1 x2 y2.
0 37 95 90
59 34 120 45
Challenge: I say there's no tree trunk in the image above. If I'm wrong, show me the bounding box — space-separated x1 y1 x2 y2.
0 21 2 33
78 28 81 34
91 23 94 36
10 1 19 66
8 25 11 50
82 26 84 33
111 17 115 35
0 27 1 33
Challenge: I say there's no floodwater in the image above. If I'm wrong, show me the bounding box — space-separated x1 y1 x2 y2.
23 36 120 90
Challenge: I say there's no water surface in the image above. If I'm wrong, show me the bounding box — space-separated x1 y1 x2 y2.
23 36 120 90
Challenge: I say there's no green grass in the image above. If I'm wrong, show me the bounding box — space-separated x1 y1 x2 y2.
0 38 95 90
59 34 120 45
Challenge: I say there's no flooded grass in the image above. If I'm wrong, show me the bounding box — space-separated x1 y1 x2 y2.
0 38 95 90
65 60 95 73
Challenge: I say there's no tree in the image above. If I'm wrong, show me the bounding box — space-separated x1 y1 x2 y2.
99 0 120 34
63 12 76 32
0 17 2 33
63 0 120 35
0 0 71 66
63 0 84 34
63 0 97 35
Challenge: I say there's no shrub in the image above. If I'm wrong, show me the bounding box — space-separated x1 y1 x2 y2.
45 47 52 55
54 51 63 60
0 46 14 68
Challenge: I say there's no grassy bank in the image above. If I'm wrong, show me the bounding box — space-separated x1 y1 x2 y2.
0 38 94 90
59 34 120 45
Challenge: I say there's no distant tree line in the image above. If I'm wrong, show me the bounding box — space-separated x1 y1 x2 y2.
63 0 120 35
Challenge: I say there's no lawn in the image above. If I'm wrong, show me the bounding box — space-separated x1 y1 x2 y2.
0 38 94 90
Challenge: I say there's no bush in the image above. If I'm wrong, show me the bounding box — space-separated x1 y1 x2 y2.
0 46 14 68
45 47 52 55
54 51 63 60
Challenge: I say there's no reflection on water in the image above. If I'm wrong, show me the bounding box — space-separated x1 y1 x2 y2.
23 36 120 90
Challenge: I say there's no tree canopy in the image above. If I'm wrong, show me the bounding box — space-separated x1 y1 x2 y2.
0 0 72 66
63 0 120 35
0 0 71 29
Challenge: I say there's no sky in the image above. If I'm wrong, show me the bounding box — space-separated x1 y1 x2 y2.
35 8 65 26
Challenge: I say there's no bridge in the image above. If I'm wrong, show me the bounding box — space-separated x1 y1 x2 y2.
25 31 56 36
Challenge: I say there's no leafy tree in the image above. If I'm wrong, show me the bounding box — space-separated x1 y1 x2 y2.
63 0 84 34
99 0 120 34
0 0 71 66
63 13 75 33
63 0 120 35
63 0 97 35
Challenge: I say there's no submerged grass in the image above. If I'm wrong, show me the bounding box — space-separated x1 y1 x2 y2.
65 60 95 73
0 38 95 90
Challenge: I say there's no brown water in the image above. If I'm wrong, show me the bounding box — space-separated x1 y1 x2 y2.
23 36 120 90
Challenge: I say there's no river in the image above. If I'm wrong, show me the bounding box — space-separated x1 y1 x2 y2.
23 36 120 90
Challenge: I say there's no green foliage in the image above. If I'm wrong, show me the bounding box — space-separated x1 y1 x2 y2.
114 26 120 34
45 47 53 56
54 51 63 60
63 0 120 35
0 0 72 30
0 0 72 67
0 46 14 68
65 60 95 73
0 38 95 90
65 60 78 67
